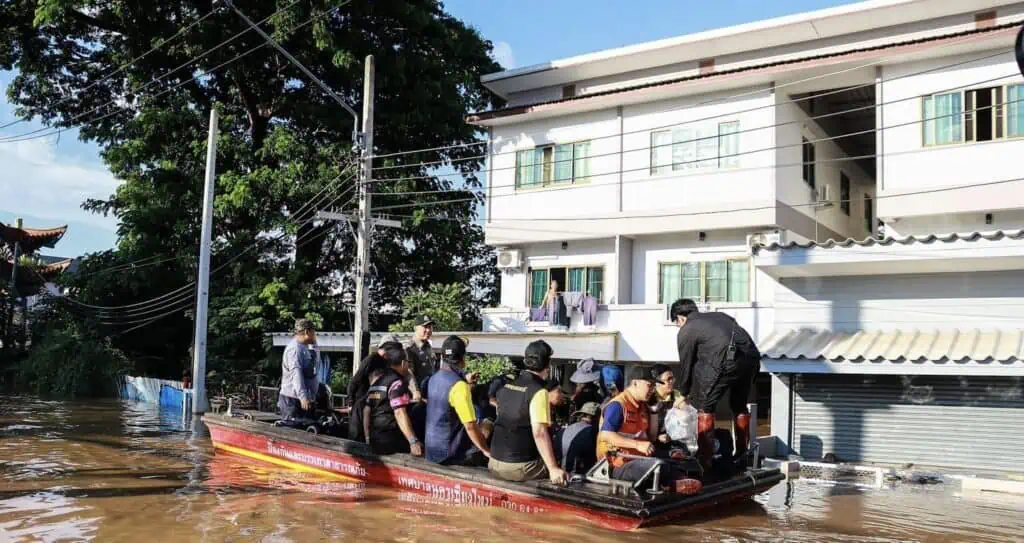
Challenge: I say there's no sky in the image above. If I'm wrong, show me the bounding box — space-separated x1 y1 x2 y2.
0 0 860 258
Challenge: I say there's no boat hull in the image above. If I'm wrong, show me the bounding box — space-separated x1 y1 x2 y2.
205 414 783 531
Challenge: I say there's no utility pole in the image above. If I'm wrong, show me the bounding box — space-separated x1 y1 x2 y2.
353 55 375 370
192 107 218 415
6 218 22 350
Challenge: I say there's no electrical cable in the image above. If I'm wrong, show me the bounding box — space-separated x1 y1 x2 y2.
367 29 1019 165
367 70 1023 189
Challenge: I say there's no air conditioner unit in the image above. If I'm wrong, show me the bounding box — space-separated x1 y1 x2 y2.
747 229 784 248
496 248 522 270
815 184 832 203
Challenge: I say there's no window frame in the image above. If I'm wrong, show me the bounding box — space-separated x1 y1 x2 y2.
526 264 606 309
801 136 816 189
922 83 1024 147
840 171 851 216
656 258 752 305
649 120 741 175
864 194 874 235
515 140 593 190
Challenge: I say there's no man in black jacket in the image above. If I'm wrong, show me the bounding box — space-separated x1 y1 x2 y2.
671 298 760 471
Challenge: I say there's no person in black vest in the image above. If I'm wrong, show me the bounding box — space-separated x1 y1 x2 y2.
488 340 568 485
671 298 760 472
424 336 492 466
364 344 423 456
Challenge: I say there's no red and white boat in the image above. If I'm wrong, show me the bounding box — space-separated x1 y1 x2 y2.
204 412 784 531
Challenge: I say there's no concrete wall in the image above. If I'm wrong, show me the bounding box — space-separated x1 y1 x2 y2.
486 86 777 246
772 269 1024 331
481 302 772 363
776 93 876 240
884 209 1024 237
879 50 1024 222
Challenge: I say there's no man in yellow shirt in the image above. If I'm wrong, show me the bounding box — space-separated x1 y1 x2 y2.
488 340 568 485
424 336 491 465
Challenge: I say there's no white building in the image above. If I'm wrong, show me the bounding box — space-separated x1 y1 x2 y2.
471 0 1024 471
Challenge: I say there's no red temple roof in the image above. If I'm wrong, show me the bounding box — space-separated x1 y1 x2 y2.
0 224 68 253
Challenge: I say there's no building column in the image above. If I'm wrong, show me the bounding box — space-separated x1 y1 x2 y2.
614 235 632 305
770 372 794 456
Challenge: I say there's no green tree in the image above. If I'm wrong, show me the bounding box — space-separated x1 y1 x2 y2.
388 282 473 333
1 0 503 391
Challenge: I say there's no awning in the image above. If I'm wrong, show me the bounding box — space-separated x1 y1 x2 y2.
761 328 1024 376
754 229 1024 278
271 330 620 361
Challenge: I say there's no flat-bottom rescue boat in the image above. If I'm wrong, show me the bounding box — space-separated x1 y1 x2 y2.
204 412 783 531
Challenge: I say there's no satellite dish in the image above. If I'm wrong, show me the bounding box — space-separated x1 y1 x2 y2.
1017 24 1024 78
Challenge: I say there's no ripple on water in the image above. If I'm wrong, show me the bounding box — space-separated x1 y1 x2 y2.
1 395 1023 542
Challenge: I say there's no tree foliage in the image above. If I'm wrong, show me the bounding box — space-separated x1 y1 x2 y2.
388 282 475 333
1 0 503 391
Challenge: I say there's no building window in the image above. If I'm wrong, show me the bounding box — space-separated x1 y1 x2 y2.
528 265 604 308
529 269 549 308
840 173 850 215
1007 84 1024 137
802 137 816 189
650 121 740 174
922 84 1024 146
516 141 592 189
658 260 749 304
864 194 874 234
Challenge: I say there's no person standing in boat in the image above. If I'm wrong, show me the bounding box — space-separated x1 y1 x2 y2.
489 340 568 485
364 344 423 456
595 367 659 481
404 315 436 402
671 298 760 472
424 336 492 466
278 319 320 421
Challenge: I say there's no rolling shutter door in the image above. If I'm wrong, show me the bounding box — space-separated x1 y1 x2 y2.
792 374 1024 472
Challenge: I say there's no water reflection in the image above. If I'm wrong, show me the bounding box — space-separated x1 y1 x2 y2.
1 395 1022 542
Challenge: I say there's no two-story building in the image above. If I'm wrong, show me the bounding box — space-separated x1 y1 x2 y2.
471 0 1024 472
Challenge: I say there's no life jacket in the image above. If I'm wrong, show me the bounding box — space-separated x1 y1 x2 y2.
596 392 650 468
365 369 406 451
491 371 547 463
424 364 473 464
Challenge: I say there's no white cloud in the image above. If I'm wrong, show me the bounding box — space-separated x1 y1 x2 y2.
491 41 516 70
0 136 121 232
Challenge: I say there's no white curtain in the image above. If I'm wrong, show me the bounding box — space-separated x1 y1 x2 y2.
718 121 740 168
573 141 591 181
1009 85 1024 137
651 131 672 174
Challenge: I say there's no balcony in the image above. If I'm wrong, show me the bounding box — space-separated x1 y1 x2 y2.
481 302 771 363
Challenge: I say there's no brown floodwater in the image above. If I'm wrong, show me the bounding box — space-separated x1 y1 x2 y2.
1 396 1021 542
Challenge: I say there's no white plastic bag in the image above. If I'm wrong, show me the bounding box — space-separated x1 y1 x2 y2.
664 403 699 449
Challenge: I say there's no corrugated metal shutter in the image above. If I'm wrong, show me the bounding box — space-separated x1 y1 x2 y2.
792 374 1024 472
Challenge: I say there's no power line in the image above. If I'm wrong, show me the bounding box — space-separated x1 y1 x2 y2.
0 0 318 144
367 28 1018 165
367 93 1024 212
58 165 358 314
0 7 220 131
367 70 1022 189
387 174 1024 224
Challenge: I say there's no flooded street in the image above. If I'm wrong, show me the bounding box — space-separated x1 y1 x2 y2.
1 396 1021 542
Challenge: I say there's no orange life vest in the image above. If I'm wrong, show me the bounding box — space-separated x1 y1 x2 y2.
596 392 650 467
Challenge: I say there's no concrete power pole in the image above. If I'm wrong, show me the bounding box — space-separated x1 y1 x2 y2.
353 55 375 371
191 107 218 415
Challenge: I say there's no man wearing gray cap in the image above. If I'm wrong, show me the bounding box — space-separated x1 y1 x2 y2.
278 318 320 420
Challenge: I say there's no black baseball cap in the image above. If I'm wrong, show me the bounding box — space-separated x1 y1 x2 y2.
441 335 467 361
416 315 435 327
